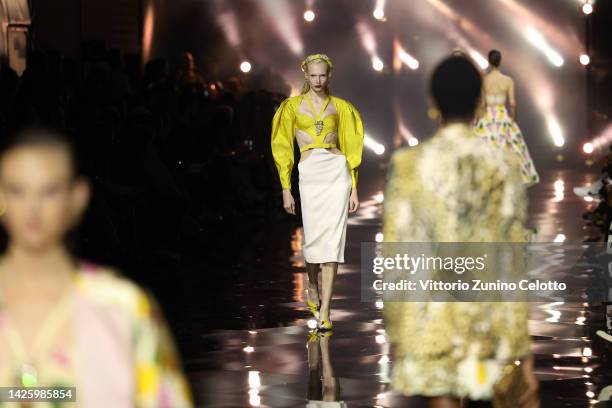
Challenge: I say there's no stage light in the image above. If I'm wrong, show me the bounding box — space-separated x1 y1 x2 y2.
240 61 252 73
372 57 384 71
249 390 261 407
580 54 591 65
525 27 564 67
396 41 420 70
373 0 386 20
217 11 241 47
248 371 261 388
583 142 594 154
375 334 386 344
365 134 386 155
259 1 303 55
553 178 564 202
304 10 315 22
469 49 489 70
375 232 383 242
553 234 566 243
357 21 382 74
548 116 565 147
142 2 155 62
582 3 593 14
408 137 419 147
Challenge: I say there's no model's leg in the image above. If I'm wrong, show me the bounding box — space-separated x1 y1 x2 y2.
319 262 338 323
306 335 321 401
320 334 339 401
306 261 321 306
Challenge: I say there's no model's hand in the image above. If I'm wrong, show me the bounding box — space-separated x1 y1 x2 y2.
519 355 540 408
349 187 359 213
282 189 296 215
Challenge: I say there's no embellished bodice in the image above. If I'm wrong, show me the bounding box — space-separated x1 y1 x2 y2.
295 95 339 152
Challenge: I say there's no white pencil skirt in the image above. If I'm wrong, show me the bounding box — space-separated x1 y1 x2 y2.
298 148 352 263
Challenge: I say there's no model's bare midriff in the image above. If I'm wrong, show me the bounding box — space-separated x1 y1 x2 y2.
296 129 343 163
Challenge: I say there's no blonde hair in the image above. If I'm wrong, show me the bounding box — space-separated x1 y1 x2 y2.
300 54 334 95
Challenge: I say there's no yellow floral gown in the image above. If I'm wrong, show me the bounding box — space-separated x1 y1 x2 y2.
382 123 531 400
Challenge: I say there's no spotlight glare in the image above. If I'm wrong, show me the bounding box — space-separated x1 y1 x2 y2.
525 27 565 67
408 137 419 147
583 142 594 154
372 57 384 71
373 8 385 20
304 10 315 22
375 232 383 242
548 116 565 147
240 61 252 73
397 43 420 70
580 54 591 65
469 50 489 70
582 3 593 14
248 371 261 388
365 134 386 155
553 234 566 243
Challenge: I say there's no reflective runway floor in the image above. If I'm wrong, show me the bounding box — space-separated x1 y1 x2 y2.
175 167 612 407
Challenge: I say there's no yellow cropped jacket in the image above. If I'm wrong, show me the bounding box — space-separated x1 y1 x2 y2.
271 95 364 190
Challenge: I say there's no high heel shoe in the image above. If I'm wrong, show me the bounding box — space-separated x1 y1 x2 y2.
306 288 320 319
307 329 320 343
317 319 333 331
307 300 320 319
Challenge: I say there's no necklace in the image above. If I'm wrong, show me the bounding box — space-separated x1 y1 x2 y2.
305 94 330 137
0 261 76 389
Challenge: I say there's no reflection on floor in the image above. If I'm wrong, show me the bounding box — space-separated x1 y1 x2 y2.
178 168 612 407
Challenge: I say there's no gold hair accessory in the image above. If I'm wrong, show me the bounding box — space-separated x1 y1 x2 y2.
301 54 334 72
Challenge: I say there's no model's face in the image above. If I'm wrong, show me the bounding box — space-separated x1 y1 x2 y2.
305 62 330 92
0 146 89 251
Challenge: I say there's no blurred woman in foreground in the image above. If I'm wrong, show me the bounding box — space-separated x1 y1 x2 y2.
0 128 193 407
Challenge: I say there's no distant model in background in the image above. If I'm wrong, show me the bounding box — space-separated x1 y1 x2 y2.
474 49 539 186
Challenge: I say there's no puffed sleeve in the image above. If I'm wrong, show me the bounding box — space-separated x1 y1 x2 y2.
338 100 364 188
270 98 296 190
133 288 194 408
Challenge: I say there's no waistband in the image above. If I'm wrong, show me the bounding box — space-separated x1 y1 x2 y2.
299 143 338 153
